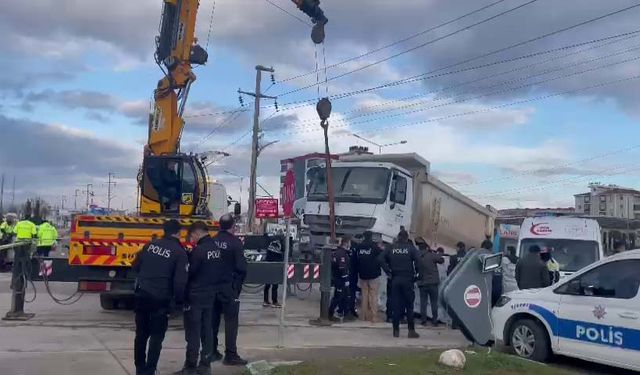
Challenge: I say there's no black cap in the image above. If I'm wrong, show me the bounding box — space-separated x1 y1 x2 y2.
219 213 235 231
363 231 373 241
529 245 542 253
397 229 409 241
187 221 208 235
163 219 181 236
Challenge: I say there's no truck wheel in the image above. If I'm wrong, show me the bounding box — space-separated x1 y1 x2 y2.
100 294 116 310
509 319 551 362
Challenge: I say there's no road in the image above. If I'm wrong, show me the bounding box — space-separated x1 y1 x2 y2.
0 272 629 375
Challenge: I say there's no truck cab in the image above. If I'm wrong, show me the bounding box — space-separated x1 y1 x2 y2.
304 160 413 243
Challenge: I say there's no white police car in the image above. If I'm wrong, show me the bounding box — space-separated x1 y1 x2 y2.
492 249 640 371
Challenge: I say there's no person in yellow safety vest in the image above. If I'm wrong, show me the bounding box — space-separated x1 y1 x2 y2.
540 247 560 284
14 216 37 242
0 214 17 271
36 220 58 257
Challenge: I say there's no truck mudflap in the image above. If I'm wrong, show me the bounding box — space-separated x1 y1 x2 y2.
30 258 323 285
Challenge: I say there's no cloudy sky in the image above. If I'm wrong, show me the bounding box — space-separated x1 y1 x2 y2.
2 0 640 212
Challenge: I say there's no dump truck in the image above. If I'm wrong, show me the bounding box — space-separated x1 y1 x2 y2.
304 153 496 251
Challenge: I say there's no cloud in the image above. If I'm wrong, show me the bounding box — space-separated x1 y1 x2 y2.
0 115 140 205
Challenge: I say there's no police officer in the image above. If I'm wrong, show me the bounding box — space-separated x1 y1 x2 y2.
133 219 188 375
208 214 248 366
328 236 355 322
179 221 217 375
378 229 420 338
36 220 58 257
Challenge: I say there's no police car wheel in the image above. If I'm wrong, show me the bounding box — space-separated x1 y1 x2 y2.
509 319 550 362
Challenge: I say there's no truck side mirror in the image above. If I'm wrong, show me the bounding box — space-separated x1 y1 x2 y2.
234 203 241 216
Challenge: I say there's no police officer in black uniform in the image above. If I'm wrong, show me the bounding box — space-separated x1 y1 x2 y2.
133 219 188 375
378 229 420 339
208 214 248 366
328 236 355 322
179 221 217 375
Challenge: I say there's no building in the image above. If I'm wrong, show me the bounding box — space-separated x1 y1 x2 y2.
574 183 640 219
498 207 575 218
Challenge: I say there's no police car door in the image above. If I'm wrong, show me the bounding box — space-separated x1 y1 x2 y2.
554 259 640 368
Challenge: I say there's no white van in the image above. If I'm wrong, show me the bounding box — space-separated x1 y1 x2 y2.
517 217 604 276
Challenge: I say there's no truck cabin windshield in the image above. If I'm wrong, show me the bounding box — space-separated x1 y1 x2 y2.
307 167 391 204
519 238 599 272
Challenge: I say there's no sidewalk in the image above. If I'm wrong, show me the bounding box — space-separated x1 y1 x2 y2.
0 280 468 375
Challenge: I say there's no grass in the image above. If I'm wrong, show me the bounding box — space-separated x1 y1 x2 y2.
269 349 576 375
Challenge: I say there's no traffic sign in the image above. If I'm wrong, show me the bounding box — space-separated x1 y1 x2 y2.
283 170 296 218
464 285 482 309
255 198 279 219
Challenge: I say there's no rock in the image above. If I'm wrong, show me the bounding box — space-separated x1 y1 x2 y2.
438 349 466 369
246 360 303 375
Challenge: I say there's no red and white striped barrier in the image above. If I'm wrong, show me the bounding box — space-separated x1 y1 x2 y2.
303 264 310 279
287 264 295 279
313 264 320 280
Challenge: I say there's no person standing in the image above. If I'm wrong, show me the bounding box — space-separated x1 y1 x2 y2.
515 245 551 290
612 240 626 254
329 236 354 322
501 246 518 293
540 248 560 284
263 234 283 307
36 220 58 257
354 231 382 322
14 216 37 242
132 219 188 375
415 237 444 327
347 236 360 318
447 241 466 275
179 222 218 375
208 214 248 366
378 230 420 338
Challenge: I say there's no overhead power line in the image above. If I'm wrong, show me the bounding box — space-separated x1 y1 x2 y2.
284 42 640 129
266 73 640 142
263 0 311 26
258 28 640 113
272 52 640 134
276 0 511 84
276 0 542 97
275 3 640 98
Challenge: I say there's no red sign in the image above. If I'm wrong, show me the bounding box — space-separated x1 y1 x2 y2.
464 285 482 309
255 198 279 219
283 170 296 218
530 223 552 236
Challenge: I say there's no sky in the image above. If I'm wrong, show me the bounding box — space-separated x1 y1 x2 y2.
1 0 640 212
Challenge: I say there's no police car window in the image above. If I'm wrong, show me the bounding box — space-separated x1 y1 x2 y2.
555 260 640 299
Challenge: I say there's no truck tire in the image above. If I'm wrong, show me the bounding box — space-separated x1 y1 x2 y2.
100 294 116 310
509 318 551 362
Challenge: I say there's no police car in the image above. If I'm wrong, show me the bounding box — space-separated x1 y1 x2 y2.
491 249 640 371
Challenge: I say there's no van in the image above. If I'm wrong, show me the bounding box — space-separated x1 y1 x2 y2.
517 217 604 276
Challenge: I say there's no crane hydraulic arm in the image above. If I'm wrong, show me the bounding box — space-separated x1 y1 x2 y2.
148 0 208 156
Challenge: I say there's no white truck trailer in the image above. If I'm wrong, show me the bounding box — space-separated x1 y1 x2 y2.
304 153 496 251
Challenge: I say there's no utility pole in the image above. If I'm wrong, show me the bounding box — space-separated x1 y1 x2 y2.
106 172 116 212
74 189 81 211
0 173 4 214
85 184 93 211
10 176 15 211
239 65 277 233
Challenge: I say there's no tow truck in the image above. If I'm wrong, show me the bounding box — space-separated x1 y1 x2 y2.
41 0 328 310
